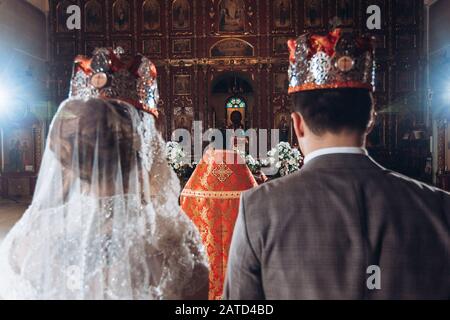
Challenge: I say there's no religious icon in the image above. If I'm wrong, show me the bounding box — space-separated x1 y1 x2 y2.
218 0 245 32
337 0 354 26
176 115 192 131
337 56 354 73
3 128 35 173
276 114 290 143
85 0 103 33
143 0 160 31
174 107 194 132
90 72 108 89
113 0 131 32
173 39 191 54
229 110 244 130
304 0 322 28
273 0 291 28
274 73 289 93
174 75 191 95
226 97 246 129
172 0 190 30
143 39 161 55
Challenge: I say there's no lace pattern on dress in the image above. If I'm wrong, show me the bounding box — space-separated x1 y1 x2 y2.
0 101 208 300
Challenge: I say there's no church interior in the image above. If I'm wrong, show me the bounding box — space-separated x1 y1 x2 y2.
0 0 449 250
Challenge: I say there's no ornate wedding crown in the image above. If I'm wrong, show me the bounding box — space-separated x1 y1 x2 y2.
69 47 159 117
287 29 375 94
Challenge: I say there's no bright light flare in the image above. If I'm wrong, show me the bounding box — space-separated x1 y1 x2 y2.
0 86 13 111
443 88 450 104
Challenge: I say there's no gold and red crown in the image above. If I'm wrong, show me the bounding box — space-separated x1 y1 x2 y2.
69 47 159 117
287 29 375 94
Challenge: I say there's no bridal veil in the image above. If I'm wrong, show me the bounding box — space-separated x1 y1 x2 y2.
0 49 208 300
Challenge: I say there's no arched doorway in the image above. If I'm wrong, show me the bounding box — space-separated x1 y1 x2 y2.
210 72 254 130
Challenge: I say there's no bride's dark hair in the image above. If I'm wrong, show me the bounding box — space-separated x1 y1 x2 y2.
49 99 136 196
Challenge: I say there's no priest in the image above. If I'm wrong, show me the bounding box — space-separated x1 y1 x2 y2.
180 149 258 300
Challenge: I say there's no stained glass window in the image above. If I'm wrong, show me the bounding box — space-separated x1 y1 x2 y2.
226 97 246 109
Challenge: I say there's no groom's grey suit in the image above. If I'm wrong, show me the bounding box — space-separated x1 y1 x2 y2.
223 153 450 300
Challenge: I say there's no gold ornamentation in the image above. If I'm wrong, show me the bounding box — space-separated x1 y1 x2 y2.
181 189 243 199
211 164 233 183
91 72 108 88
288 81 372 94
70 48 160 117
288 29 375 94
210 38 255 58
336 56 354 72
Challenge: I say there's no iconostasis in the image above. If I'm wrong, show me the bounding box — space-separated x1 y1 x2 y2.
49 0 426 177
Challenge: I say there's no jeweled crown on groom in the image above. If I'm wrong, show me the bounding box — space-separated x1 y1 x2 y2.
287 28 375 94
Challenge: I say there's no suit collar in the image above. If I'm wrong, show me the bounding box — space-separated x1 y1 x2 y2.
303 147 368 164
301 153 385 171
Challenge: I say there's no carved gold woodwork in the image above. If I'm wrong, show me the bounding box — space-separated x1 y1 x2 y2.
48 0 425 147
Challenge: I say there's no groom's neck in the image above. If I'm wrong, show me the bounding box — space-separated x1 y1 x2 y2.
301 131 366 156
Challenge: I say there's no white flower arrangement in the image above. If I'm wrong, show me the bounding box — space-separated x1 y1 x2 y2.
166 141 188 172
244 154 261 174
165 142 197 186
234 149 261 175
166 141 302 181
266 142 303 177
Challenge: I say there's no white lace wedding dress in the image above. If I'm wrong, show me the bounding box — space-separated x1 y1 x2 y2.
0 99 208 300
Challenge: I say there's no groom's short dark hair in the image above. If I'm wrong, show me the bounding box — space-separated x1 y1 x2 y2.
292 88 374 136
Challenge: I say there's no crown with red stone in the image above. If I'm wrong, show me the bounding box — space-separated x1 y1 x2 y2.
287 29 375 94
69 47 159 117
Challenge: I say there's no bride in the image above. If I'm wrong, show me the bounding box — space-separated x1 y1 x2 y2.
0 48 209 300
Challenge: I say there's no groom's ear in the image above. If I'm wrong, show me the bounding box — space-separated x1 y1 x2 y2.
291 112 305 139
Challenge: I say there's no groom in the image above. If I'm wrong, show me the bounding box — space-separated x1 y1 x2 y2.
223 29 450 300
